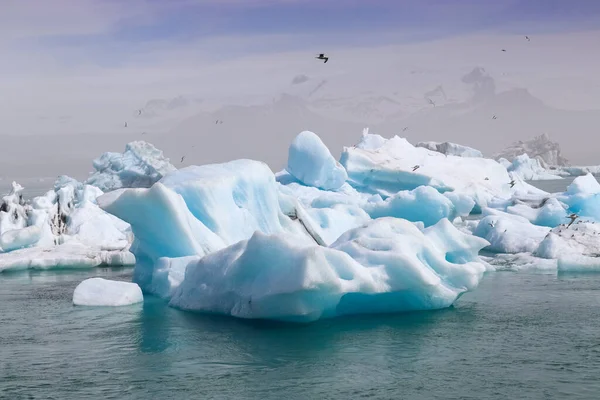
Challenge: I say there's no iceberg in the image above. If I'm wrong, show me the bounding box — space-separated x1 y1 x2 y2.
495 133 569 167
98 159 316 295
0 177 135 272
168 218 489 322
474 210 551 254
505 154 562 181
556 174 600 222
416 141 483 158
73 278 143 306
286 131 348 190
535 221 600 271
340 133 515 211
85 141 176 192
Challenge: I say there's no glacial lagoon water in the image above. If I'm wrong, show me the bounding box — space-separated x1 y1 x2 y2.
2 178 600 399
2 268 600 399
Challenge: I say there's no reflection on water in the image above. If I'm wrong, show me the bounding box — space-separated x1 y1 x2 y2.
2 268 600 399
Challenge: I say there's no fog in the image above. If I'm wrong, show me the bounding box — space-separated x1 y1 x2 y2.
1 0 600 181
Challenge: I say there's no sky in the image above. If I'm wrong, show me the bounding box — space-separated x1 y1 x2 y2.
1 0 600 180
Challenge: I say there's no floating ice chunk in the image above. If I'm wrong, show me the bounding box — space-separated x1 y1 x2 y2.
286 131 348 190
506 154 562 180
0 176 134 269
416 141 483 158
340 135 513 210
535 222 600 272
535 222 600 259
85 141 176 192
73 278 143 306
474 210 550 253
169 218 488 323
557 174 600 221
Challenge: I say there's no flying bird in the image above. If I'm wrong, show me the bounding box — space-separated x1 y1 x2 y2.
492 115 497 120
501 49 507 52
426 98 436 107
124 122 128 128
402 127 409 132
509 180 516 188
315 53 329 63
181 156 185 163
567 213 578 228
412 165 420 172
138 109 142 116
525 36 530 41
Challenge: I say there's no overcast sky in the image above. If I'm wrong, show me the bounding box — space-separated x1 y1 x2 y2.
1 0 600 180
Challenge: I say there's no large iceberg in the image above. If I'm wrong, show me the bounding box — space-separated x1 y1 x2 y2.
169 218 489 322
0 177 135 272
340 132 515 211
85 141 176 192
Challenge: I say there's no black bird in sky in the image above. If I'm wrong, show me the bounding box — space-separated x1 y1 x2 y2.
315 53 329 63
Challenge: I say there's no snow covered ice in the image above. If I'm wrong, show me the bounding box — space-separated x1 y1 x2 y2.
340 132 517 211
73 278 143 306
0 141 174 271
0 177 135 272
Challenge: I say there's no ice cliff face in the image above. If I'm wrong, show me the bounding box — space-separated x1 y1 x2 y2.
495 133 569 167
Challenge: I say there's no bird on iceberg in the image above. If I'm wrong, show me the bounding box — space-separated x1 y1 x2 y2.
567 213 579 228
315 53 329 63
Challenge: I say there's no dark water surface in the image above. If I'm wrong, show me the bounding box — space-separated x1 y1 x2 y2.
2 268 600 399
